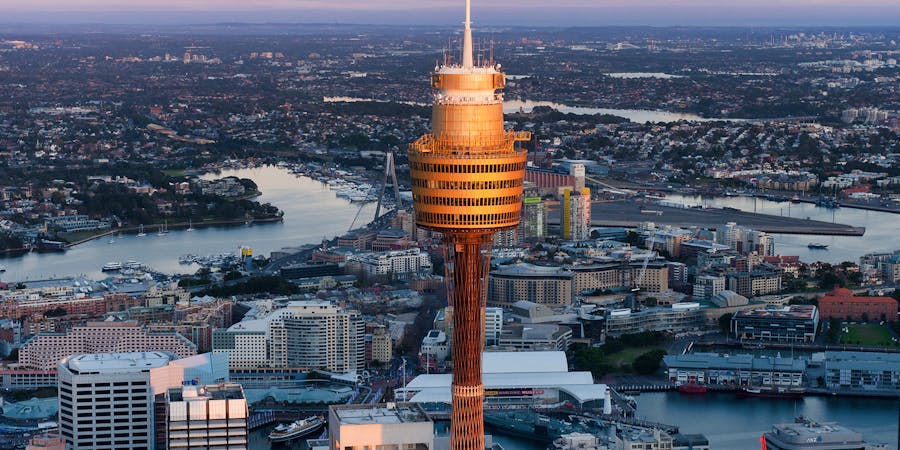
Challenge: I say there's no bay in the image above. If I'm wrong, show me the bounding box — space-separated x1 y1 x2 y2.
665 194 899 264
2 167 377 282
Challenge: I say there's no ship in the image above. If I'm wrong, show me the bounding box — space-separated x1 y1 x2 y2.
790 195 801 203
102 262 123 272
763 416 888 450
737 386 804 399
816 197 840 209
676 381 707 395
807 243 829 249
268 416 325 443
483 411 594 444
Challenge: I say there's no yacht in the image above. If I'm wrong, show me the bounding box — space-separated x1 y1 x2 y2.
157 221 169 236
186 219 195 232
808 243 829 249
268 417 325 443
136 224 146 237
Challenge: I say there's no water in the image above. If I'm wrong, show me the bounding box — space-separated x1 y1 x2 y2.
665 194 898 264
320 96 721 123
634 392 899 449
2 167 377 281
502 100 722 123
605 72 684 79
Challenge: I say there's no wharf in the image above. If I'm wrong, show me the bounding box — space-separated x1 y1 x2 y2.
548 201 865 236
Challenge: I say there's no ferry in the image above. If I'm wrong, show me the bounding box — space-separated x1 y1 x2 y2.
0 265 5 272
101 262 123 272
807 243 829 249
676 381 707 395
737 386 804 399
268 416 325 443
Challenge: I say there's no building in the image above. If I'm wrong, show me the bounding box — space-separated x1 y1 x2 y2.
25 433 66 450
58 352 170 449
485 307 503 345
605 303 706 337
731 305 819 343
562 187 591 241
398 351 611 413
20 321 197 370
345 248 432 281
213 301 365 373
329 403 434 450
488 263 574 307
663 353 806 387
764 417 874 450
371 326 393 364
497 323 572 351
166 383 248 450
818 287 898 321
822 351 900 391
726 271 782 298
693 275 725 300
519 195 547 243
709 290 748 308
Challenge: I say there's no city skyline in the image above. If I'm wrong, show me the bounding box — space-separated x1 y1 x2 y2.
3 1 900 26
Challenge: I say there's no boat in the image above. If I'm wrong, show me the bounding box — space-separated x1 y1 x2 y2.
136 224 146 237
157 221 169 236
0 265 6 272
737 386 804 399
107 236 115 244
676 381 708 395
186 219 195 232
790 195 801 203
268 417 325 443
102 262 123 272
816 197 840 209
807 243 829 249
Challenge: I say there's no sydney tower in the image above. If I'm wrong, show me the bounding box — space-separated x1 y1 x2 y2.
408 1 530 449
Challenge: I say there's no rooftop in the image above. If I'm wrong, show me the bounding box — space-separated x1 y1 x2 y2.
168 383 245 402
332 402 431 425
63 352 173 374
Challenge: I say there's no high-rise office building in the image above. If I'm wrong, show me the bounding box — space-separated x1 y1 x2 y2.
519 195 547 243
562 187 591 241
406 0 531 447
58 352 171 449
165 383 249 450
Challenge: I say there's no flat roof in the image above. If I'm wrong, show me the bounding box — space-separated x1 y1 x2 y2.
64 352 172 374
168 383 245 402
332 403 430 425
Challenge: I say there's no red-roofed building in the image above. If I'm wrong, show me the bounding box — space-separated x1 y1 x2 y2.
818 287 898 321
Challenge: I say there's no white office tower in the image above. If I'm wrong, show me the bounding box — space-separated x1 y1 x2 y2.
166 383 249 450
329 403 434 450
58 352 172 449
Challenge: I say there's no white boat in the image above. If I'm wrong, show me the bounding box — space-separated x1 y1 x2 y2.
186 219 195 232
157 221 169 236
102 262 122 272
136 224 146 237
0 265 6 272
268 417 325 443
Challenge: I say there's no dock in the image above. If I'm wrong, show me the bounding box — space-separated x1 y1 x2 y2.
551 201 865 236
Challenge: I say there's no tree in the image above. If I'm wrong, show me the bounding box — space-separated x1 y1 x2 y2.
633 349 667 375
718 313 734 334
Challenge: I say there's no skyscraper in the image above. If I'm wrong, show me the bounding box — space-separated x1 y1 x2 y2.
407 1 530 448
562 187 591 241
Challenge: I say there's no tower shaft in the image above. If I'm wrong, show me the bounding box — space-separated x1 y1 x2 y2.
446 232 491 450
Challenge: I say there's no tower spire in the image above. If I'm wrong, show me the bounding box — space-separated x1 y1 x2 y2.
462 0 473 69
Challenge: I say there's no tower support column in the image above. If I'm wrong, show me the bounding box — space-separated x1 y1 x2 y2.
446 232 491 450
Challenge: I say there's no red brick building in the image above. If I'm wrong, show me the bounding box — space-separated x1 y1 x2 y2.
818 288 898 321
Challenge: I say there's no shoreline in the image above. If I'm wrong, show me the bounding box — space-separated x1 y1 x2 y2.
62 216 284 248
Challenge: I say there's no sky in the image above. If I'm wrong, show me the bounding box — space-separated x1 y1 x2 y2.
2 0 900 26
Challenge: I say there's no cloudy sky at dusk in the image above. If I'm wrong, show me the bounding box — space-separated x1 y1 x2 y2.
2 0 900 26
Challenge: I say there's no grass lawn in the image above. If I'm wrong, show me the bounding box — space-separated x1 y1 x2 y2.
163 169 185 177
606 347 666 368
840 324 894 346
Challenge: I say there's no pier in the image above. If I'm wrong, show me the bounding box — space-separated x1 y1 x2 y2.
549 200 865 236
